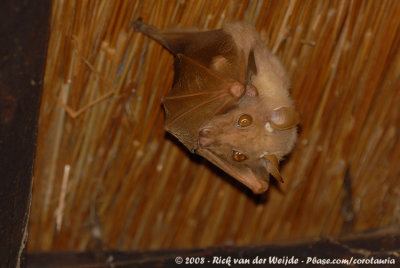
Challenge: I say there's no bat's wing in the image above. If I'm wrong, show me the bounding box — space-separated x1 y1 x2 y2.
164 53 247 151
134 20 293 194
134 20 249 151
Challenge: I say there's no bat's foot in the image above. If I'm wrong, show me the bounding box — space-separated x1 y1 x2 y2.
132 18 158 35
132 17 144 31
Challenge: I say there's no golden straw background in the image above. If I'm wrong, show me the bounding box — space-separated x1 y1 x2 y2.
30 0 400 251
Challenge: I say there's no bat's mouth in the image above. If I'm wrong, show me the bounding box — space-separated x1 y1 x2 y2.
197 148 269 194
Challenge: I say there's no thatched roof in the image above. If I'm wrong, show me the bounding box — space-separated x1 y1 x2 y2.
30 0 400 251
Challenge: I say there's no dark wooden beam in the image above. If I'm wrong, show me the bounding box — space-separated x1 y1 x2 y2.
0 0 51 267
28 229 400 267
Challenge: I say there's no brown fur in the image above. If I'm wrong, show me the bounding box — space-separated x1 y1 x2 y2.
134 19 300 194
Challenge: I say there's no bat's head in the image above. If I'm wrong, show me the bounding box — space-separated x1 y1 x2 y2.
197 95 300 194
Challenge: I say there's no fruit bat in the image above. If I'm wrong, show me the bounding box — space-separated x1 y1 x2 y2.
134 19 300 194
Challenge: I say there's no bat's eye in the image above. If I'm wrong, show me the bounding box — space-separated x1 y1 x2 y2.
232 150 247 162
237 114 252 128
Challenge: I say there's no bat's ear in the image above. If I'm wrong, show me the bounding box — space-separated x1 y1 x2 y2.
246 49 258 80
263 154 283 183
245 49 259 97
268 107 300 130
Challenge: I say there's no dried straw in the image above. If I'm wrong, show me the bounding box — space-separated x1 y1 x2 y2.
30 0 400 251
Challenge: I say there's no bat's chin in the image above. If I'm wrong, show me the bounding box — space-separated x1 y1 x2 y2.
197 148 269 194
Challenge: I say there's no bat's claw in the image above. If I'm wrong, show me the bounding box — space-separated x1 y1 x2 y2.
132 18 159 36
229 82 245 98
132 17 144 31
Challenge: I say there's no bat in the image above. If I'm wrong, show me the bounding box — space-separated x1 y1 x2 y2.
134 19 300 194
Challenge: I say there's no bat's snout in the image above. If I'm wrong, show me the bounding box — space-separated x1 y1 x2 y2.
197 148 271 194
